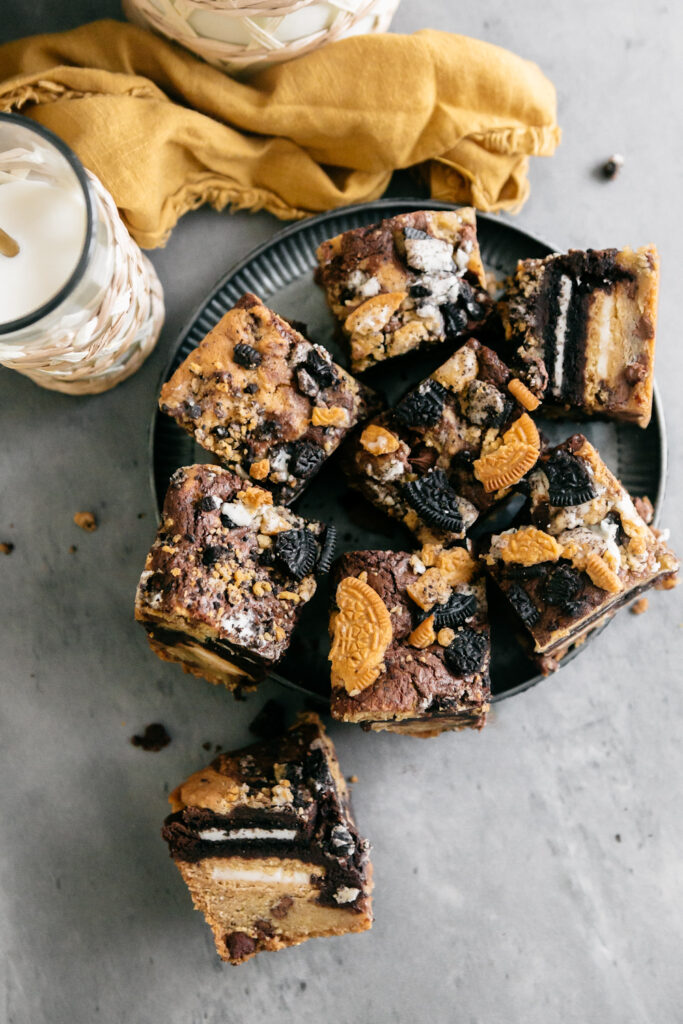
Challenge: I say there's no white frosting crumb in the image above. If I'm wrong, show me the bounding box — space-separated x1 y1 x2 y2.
405 237 454 273
333 887 360 904
221 500 255 527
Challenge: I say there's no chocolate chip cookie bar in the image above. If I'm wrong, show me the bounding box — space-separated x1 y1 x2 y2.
159 292 378 504
329 547 490 735
162 713 373 964
499 247 659 427
315 209 492 374
343 340 541 545
135 465 335 692
483 434 679 671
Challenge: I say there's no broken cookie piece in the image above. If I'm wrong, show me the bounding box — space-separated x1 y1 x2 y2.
315 209 492 373
343 340 540 544
135 465 335 692
162 713 373 964
329 548 490 735
499 246 659 427
482 434 679 671
159 292 378 504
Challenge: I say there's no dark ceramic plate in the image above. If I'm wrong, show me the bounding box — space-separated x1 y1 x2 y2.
150 199 667 706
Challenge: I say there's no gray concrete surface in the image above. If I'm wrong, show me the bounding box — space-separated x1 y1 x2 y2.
1 3 682 1023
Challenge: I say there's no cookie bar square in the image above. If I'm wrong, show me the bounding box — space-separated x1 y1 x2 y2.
329 548 490 735
159 292 378 504
315 208 492 373
162 713 373 964
135 465 335 692
343 340 541 545
483 434 679 672
499 247 659 427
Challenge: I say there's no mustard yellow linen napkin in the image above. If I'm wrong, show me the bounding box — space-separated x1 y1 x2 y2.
0 20 560 248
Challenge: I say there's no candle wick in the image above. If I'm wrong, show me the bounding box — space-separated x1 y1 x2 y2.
0 227 20 258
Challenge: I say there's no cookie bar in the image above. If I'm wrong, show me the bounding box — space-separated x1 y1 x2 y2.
315 209 492 373
135 465 335 692
329 547 490 735
483 434 679 671
159 292 378 504
499 247 659 427
343 340 541 545
162 713 373 964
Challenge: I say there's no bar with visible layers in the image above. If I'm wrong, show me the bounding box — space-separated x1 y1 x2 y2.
135 465 335 692
499 246 659 427
315 208 493 374
162 713 373 964
329 548 490 736
482 434 679 672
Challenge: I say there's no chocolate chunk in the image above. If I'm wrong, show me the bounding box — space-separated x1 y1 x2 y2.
442 303 468 337
130 723 171 752
225 931 256 960
233 343 262 368
254 919 275 939
403 469 464 532
273 529 318 579
316 523 337 575
202 545 230 566
444 627 487 675
270 896 293 920
543 564 581 607
395 380 447 428
544 450 598 507
434 592 478 628
220 513 235 529
244 382 259 394
290 440 326 479
507 583 541 627
186 402 202 419
212 425 229 439
624 361 647 384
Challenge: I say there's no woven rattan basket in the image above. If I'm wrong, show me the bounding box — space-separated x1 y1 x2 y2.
123 0 401 75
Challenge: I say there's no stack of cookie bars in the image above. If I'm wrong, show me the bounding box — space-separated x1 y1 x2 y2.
135 210 679 962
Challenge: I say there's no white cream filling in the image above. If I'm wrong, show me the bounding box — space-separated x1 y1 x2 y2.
333 887 360 904
551 275 573 397
211 864 315 885
405 237 454 273
198 827 297 842
595 291 615 381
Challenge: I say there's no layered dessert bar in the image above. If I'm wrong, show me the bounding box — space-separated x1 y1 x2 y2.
315 208 493 373
159 292 378 504
329 547 490 735
162 713 373 964
499 247 659 427
135 465 335 691
343 340 541 545
483 434 679 671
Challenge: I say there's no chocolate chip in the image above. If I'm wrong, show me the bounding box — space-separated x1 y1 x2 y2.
403 469 464 533
186 402 202 419
290 441 326 479
225 931 256 960
409 283 431 298
434 592 478 628
395 380 447 428
130 723 171 752
273 529 318 580
244 382 259 394
220 513 235 529
233 343 262 368
202 545 229 566
211 425 229 439
270 896 293 920
444 627 487 676
544 450 598 507
254 919 275 939
507 583 540 627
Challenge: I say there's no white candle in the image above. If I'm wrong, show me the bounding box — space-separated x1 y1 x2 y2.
0 174 87 324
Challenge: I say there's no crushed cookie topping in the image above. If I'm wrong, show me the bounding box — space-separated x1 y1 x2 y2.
407 614 436 649
497 527 563 566
360 423 400 456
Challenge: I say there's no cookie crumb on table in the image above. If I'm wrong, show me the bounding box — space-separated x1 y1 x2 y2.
131 722 171 751
0 542 14 555
630 598 649 616
74 511 97 532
